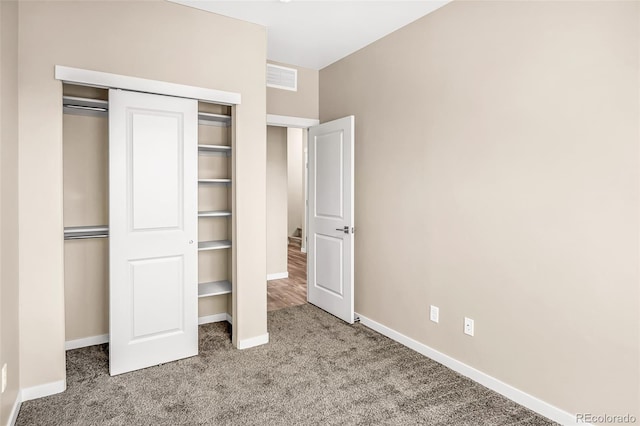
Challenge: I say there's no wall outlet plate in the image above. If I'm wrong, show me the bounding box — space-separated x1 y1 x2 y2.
464 317 474 336
430 305 439 323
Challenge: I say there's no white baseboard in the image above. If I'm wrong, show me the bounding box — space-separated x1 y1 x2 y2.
355 313 585 426
237 333 269 350
7 392 21 426
66 314 233 350
65 334 109 351
198 313 228 325
21 380 66 402
267 272 288 281
301 247 307 254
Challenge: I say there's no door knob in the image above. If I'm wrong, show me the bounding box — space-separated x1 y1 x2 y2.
335 226 349 234
189 240 194 244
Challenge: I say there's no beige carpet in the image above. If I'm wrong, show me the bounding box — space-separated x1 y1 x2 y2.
17 304 556 425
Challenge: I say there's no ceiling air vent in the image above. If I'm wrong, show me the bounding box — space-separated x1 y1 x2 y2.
267 64 297 91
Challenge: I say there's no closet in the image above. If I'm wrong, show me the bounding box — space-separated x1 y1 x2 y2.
62 82 234 374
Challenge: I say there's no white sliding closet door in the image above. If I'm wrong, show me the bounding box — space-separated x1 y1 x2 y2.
109 89 198 376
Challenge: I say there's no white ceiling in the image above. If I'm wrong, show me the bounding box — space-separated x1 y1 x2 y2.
169 1 451 70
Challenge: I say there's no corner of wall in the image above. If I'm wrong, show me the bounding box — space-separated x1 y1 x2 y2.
1 0 22 425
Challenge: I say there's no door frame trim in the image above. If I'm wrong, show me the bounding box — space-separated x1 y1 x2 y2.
266 114 317 288
267 115 316 253
55 65 241 105
267 114 319 128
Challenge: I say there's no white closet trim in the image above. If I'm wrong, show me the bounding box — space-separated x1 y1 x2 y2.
55 66 241 105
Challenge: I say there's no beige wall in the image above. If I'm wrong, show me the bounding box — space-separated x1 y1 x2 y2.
320 0 639 419
0 0 20 423
18 0 267 390
267 61 318 119
287 128 304 236
266 126 288 275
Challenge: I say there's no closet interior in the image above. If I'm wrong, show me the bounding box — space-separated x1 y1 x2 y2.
62 83 233 345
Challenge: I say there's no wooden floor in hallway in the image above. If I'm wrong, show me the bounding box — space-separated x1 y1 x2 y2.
268 243 307 312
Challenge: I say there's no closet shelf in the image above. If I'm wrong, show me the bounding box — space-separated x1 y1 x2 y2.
63 96 108 118
64 225 109 240
198 178 231 185
198 210 231 218
198 280 232 298
198 112 231 127
198 240 232 251
198 144 231 154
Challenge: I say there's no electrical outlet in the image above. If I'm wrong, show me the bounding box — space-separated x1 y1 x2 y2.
2 363 7 393
464 317 474 336
430 305 439 323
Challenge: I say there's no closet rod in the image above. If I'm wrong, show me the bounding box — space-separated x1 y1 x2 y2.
64 104 107 112
64 225 109 240
65 234 108 240
62 96 109 118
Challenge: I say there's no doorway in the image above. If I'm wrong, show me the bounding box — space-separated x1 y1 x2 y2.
265 114 355 322
266 125 308 311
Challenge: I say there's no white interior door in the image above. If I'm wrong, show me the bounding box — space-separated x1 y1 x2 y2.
307 116 354 323
109 89 198 375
